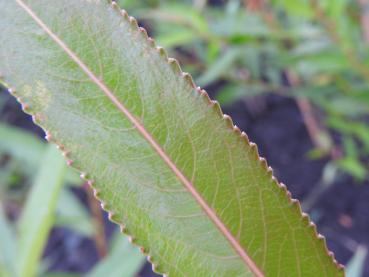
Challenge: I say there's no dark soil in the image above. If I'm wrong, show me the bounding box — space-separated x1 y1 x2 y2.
1 87 369 275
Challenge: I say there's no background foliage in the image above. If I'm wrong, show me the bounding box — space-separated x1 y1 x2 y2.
1 0 369 276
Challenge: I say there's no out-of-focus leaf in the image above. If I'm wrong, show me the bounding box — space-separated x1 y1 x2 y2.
87 232 145 277
346 245 367 277
0 1 344 276
197 47 243 86
216 84 266 105
0 123 81 185
55 188 94 237
271 0 314 19
0 123 44 167
0 205 16 277
337 137 366 180
17 145 66 277
139 4 208 34
293 52 348 77
155 28 197 48
211 10 272 40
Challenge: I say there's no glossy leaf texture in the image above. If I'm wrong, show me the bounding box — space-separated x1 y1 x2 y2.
0 0 344 276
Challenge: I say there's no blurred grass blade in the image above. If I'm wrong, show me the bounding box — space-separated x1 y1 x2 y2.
197 47 243 86
55 188 94 237
0 123 81 185
346 245 368 277
0 205 17 277
87 232 145 277
0 122 44 167
17 145 66 277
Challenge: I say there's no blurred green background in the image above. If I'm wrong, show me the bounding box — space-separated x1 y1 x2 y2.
1 0 369 276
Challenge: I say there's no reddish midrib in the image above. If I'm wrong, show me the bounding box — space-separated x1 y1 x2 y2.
15 0 263 276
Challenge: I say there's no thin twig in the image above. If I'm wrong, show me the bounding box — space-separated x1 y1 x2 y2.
285 71 332 153
84 183 108 258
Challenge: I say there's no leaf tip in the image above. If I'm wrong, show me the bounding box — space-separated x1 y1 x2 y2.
66 159 74 166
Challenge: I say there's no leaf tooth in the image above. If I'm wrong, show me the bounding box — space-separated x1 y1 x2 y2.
198 87 211 101
128 16 139 30
120 9 129 19
44 132 52 141
7 87 17 96
79 172 87 180
66 159 74 166
181 72 195 88
138 27 149 40
240 131 251 144
20 102 30 112
233 125 242 136
259 157 268 170
110 0 119 10
156 46 167 59
168 58 182 74
147 255 163 275
211 101 224 117
197 87 224 117
100 201 112 211
31 113 43 124
119 224 127 233
222 114 234 128
249 142 260 160
108 212 120 224
266 166 274 178
87 180 95 187
147 37 156 47
55 144 65 151
139 246 149 255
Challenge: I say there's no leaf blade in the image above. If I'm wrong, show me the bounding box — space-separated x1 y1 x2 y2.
0 1 344 276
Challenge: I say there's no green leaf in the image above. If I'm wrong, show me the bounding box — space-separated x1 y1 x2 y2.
0 1 344 276
17 145 67 277
87 231 145 277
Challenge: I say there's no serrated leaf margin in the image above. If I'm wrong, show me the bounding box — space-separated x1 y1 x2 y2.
0 0 345 275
